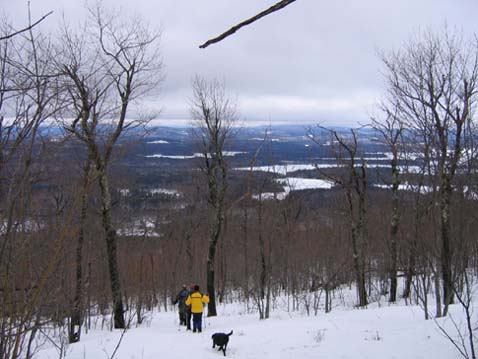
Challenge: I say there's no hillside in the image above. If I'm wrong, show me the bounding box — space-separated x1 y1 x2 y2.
36 289 470 359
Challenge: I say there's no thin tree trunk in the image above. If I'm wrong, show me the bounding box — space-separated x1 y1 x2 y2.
185 231 193 280
434 270 443 318
98 168 125 329
69 160 92 343
440 181 454 316
347 187 368 307
389 158 399 303
241 207 249 302
206 249 217 316
207 212 223 317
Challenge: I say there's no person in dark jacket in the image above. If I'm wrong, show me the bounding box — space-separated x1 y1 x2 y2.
185 284 209 333
173 285 190 326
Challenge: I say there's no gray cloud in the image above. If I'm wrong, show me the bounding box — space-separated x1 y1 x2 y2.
2 0 478 126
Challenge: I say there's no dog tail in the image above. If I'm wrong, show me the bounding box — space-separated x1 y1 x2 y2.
227 330 233 336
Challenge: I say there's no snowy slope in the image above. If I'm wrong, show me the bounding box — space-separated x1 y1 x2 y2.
36 298 470 359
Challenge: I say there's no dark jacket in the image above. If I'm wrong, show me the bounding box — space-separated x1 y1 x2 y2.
173 287 190 312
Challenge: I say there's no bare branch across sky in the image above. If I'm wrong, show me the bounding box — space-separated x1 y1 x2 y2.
199 0 297 49
0 11 53 41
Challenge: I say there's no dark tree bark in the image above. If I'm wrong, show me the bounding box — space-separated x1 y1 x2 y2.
388 155 399 303
97 163 126 328
69 157 94 343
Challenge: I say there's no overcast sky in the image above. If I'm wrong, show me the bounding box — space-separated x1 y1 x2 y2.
2 0 478 126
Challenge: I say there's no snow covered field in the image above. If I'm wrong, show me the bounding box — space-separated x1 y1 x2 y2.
36 294 473 359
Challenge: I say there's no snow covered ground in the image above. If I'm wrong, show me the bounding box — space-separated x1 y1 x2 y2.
253 177 334 200
36 294 473 359
145 151 246 159
234 163 424 175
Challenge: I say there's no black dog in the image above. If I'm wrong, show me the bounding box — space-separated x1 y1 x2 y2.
211 330 233 356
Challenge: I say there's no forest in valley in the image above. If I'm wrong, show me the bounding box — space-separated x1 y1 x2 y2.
1 2 478 359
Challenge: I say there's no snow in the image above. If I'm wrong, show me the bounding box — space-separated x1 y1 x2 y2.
464 186 478 200
147 140 170 144
119 188 181 197
119 188 130 196
235 164 321 175
367 152 421 161
222 151 248 156
35 296 469 359
148 188 181 196
374 182 433 194
252 192 288 200
249 138 281 142
146 152 246 159
277 177 334 191
235 163 424 175
117 218 159 237
252 177 334 200
146 154 202 159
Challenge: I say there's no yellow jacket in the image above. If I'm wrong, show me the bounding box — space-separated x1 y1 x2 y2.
185 291 210 313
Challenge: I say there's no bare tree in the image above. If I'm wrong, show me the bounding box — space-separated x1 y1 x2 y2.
371 108 406 303
381 29 478 315
56 3 162 329
252 178 271 319
190 76 237 317
0 11 70 357
310 128 369 307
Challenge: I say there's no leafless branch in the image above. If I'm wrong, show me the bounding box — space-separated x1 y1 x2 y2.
435 315 472 359
0 11 53 41
199 0 297 49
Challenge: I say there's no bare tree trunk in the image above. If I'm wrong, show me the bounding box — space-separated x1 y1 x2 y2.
241 206 250 302
185 231 194 280
389 157 399 303
346 176 368 307
98 166 125 329
69 158 93 343
259 233 267 302
350 227 367 307
434 270 443 318
218 229 227 304
206 182 226 317
325 284 331 313
440 181 453 316
206 217 221 317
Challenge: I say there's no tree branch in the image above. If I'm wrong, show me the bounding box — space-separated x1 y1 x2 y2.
0 11 53 41
199 0 297 49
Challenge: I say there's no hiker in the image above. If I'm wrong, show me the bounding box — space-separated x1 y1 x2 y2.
185 284 209 333
172 284 190 326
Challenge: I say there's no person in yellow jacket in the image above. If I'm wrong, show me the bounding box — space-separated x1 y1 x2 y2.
185 284 209 333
